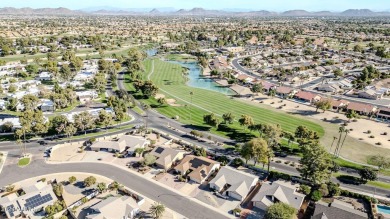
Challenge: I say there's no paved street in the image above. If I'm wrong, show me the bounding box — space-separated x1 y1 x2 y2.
0 160 229 219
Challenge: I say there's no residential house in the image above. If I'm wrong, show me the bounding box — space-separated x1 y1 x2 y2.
358 89 383 100
35 72 52 81
89 135 149 155
209 166 258 201
346 102 376 115
149 146 185 170
257 80 276 93
0 118 21 130
211 56 229 71
327 99 349 112
76 90 98 103
275 86 296 99
294 91 321 104
74 71 95 82
174 155 220 184
377 107 390 121
0 182 57 219
317 83 341 93
311 200 367 219
40 99 55 112
252 181 305 212
86 196 140 219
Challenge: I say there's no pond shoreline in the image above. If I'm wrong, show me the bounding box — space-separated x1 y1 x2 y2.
167 60 237 96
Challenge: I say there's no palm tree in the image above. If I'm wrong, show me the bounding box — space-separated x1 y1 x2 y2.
141 103 150 137
149 202 165 219
329 136 337 153
334 126 345 157
337 129 350 157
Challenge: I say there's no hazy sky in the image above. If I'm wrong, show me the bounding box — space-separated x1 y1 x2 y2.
0 0 389 11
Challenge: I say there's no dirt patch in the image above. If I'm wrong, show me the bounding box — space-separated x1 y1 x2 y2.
155 93 166 99
167 98 181 107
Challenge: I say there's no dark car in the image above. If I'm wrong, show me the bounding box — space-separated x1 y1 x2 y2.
274 152 288 157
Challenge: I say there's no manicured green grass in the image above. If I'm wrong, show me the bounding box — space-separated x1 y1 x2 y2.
0 111 21 116
142 59 324 137
368 181 390 190
334 158 366 171
166 54 197 62
66 124 134 141
132 106 145 115
18 157 30 167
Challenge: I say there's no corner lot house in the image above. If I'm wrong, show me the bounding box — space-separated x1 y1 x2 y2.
209 166 258 201
0 182 57 218
174 155 220 184
311 200 367 219
149 146 185 170
86 196 140 219
90 135 149 155
252 181 305 212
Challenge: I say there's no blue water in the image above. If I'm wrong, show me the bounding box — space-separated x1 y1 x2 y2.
146 48 158 57
378 205 390 215
168 61 236 95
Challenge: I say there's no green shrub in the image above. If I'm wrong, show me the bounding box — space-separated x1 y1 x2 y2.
310 190 322 202
299 185 311 195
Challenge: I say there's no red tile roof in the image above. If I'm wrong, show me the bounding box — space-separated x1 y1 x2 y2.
294 91 319 101
276 86 293 94
347 102 374 113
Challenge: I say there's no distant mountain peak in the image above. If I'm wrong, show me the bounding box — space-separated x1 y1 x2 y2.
150 8 160 13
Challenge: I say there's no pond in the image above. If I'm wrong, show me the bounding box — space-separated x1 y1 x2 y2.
168 61 236 96
146 48 158 57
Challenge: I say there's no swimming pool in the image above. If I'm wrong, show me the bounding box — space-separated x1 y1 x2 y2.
378 205 390 215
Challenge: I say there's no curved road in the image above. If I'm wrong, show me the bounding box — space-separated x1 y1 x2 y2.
0 160 228 219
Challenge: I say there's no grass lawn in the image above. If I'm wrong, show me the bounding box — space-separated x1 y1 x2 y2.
123 58 390 165
132 106 145 115
367 181 390 190
60 124 135 141
165 54 197 62
0 110 21 116
138 59 323 141
18 157 30 167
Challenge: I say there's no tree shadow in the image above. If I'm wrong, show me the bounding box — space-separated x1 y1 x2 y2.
74 181 86 189
336 175 362 185
182 124 211 132
217 124 256 142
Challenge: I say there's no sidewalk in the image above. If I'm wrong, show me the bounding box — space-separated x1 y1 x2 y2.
0 151 7 174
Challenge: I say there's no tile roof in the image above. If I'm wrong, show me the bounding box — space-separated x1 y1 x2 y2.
209 166 258 198
252 181 305 210
312 200 367 219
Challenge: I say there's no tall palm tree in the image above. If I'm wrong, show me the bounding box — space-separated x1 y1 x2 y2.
329 136 337 153
149 202 165 219
334 126 345 157
337 129 350 157
141 103 150 137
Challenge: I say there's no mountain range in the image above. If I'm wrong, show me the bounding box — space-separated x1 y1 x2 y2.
0 7 389 17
